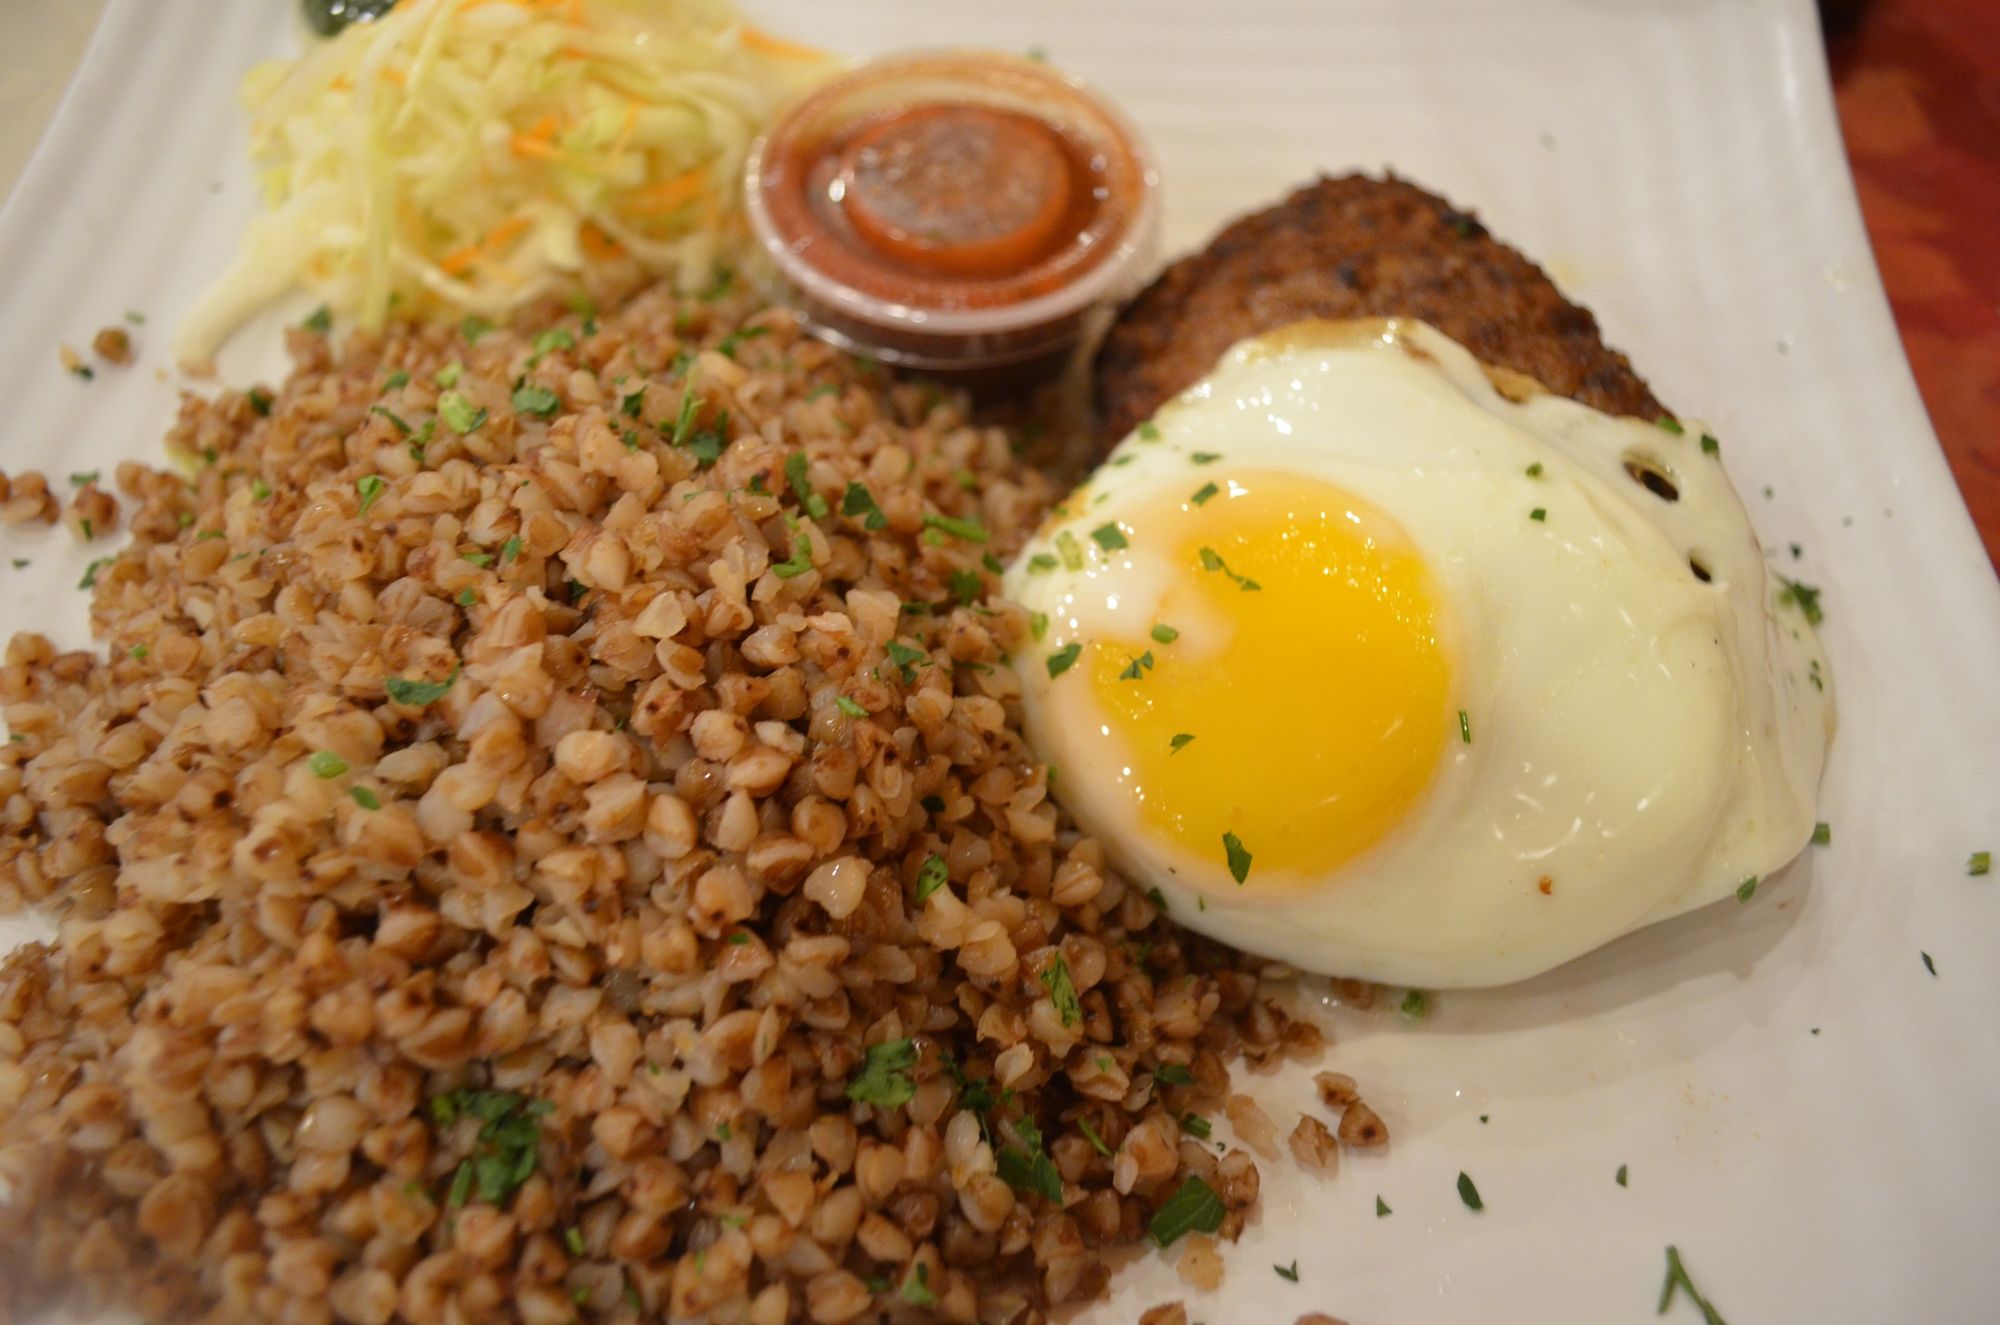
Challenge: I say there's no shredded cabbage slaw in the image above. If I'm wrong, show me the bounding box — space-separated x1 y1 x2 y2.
177 0 831 360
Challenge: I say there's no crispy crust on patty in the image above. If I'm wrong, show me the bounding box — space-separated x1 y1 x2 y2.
1093 174 1666 446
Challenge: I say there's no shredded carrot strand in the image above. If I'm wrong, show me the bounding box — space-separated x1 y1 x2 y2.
610 101 641 158
741 26 829 61
439 215 532 276
621 166 709 217
510 135 562 161
579 223 624 261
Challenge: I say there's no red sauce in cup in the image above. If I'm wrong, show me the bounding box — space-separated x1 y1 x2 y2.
745 52 1160 375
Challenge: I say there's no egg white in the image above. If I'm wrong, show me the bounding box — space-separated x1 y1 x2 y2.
1005 319 1833 986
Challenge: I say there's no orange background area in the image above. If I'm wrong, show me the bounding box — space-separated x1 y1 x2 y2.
1829 0 2000 569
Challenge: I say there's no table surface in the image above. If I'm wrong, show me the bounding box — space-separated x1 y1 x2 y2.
3 0 1995 570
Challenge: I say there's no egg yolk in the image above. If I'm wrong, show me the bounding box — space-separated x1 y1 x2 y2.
1084 473 1452 888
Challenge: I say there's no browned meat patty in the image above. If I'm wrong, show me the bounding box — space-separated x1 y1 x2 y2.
1093 173 1666 446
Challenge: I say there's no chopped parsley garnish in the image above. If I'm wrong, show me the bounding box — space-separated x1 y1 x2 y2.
1811 821 1831 846
128 644 147 660
1090 522 1128 551
922 511 989 543
1616 1164 1629 1187
512 383 560 419
1971 851 1991 877
1736 877 1757 903
1179 1113 1211 1139
806 383 839 402
1189 451 1223 464
194 529 225 542
898 1263 936 1308
1222 831 1253 883
915 854 949 902
1039 953 1082 1027
669 388 699 447
1169 733 1195 753
436 361 463 388
301 305 332 333
1275 1260 1299 1282
1198 546 1260 591
385 663 459 707
717 325 771 358
408 419 434 463
884 640 926 683
431 1088 553 1209
1526 462 1544 478
771 534 814 579
529 327 574 363
1922 951 1937 977
308 751 349 779
382 370 411 390
1656 416 1685 436
1055 529 1084 570
1777 577 1823 625
1376 1195 1393 1217
1154 1062 1195 1086
1046 643 1082 678
846 1039 918 1108
1530 507 1547 522
349 786 381 810
835 696 867 718
69 471 98 487
564 1226 585 1256
948 568 983 606
68 362 94 381
1399 989 1428 1019
247 387 273 416
996 1116 1064 1202
621 429 640 451
1656 1245 1727 1325
461 315 495 343
1137 422 1161 441
356 475 388 515
1029 612 1050 641
501 535 523 562
1700 433 1721 456
1458 709 1472 743
1027 552 1059 573
370 405 412 435
251 478 271 502
78 556 114 590
785 451 828 518
1149 623 1180 644
683 418 727 467
1148 1175 1225 1248
437 391 487 434
1118 651 1155 680
1456 1171 1484 1211
841 482 887 529
1077 1116 1112 1157
727 932 750 946
457 587 476 608
1190 481 1220 506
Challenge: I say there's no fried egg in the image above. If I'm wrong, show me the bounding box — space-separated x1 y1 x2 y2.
1004 320 1832 987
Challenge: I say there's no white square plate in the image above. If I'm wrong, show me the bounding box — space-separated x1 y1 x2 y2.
4 1 1997 1321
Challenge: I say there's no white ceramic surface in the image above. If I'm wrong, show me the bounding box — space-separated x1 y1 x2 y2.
2 1 1996 1321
